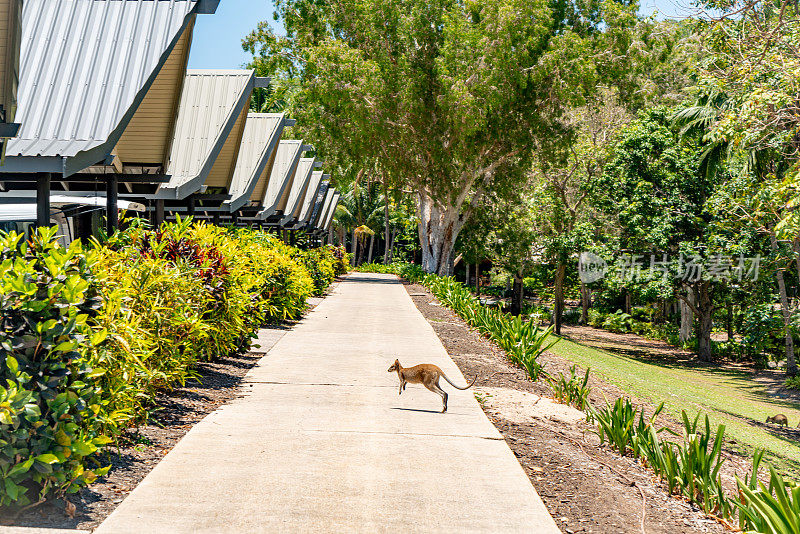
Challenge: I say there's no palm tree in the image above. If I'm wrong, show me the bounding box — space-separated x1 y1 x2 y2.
333 182 385 265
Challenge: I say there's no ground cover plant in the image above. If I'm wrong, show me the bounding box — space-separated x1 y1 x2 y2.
0 221 345 508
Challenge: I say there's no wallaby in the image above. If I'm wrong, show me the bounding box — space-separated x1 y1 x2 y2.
387 359 476 413
766 414 789 427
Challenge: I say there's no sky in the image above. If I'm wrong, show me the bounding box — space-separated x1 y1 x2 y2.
188 0 693 70
187 0 275 70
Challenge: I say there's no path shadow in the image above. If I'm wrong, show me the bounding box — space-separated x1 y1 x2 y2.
343 274 399 284
391 407 443 414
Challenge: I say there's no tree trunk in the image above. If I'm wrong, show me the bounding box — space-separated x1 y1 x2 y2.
417 191 465 275
388 227 396 263
624 291 631 315
771 233 798 376
510 273 524 316
383 183 391 264
351 228 357 265
694 282 714 362
580 282 591 324
475 262 480 296
367 234 375 264
679 292 694 344
727 302 734 342
554 262 566 335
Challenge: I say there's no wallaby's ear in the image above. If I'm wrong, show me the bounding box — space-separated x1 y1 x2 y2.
394 359 400 365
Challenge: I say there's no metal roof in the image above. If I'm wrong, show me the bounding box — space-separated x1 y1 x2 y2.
157 69 256 199
314 188 336 230
292 170 325 227
280 157 316 225
321 192 340 232
257 139 304 220
223 112 285 212
306 180 329 230
4 0 202 176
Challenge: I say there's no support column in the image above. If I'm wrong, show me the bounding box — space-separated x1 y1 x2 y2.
35 172 51 228
231 211 239 225
106 174 118 235
187 196 196 217
213 211 221 226
155 199 165 226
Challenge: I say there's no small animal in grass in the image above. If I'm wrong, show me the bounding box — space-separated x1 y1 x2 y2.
766 414 789 427
387 359 477 413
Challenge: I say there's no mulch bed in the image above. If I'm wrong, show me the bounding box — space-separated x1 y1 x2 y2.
404 281 731 534
1 324 291 531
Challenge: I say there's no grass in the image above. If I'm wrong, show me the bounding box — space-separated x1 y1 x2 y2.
547 335 800 476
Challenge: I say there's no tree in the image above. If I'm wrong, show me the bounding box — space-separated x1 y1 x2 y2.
243 0 631 274
488 198 544 316
597 108 724 361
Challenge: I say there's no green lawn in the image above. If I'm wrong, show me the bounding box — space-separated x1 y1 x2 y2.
547 335 800 475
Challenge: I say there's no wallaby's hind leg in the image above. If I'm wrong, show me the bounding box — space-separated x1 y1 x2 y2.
424 378 448 413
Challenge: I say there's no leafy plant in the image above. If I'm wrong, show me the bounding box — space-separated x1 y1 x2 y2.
0 221 337 507
0 228 110 506
549 365 591 409
736 451 800 534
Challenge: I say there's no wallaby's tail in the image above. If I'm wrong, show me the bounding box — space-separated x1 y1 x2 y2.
441 372 477 390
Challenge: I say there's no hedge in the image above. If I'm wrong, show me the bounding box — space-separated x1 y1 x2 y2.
0 220 347 507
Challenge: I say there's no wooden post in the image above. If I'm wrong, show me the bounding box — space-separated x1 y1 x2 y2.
186 196 195 217
35 172 51 228
213 211 221 226
231 211 239 225
106 174 118 235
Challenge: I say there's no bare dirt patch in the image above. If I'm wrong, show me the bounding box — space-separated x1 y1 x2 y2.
405 281 731 534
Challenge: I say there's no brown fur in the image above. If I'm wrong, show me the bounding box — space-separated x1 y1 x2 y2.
387 359 476 413
766 414 789 427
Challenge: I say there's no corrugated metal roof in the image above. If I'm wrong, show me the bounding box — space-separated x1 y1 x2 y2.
293 170 325 226
322 192 340 231
280 157 314 224
223 112 284 212
306 180 329 229
5 0 198 175
159 69 255 199
258 139 302 219
314 188 335 230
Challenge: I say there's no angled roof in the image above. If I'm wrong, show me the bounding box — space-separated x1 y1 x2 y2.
314 188 336 230
4 0 205 176
306 180 329 230
157 70 257 199
292 170 326 227
257 139 304 220
223 113 285 212
321 192 340 232
280 158 316 225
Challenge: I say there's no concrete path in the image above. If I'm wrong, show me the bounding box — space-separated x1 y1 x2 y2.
95 273 560 533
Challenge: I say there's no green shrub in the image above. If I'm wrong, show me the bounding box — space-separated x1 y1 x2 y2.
587 309 606 328
602 310 634 333
0 228 110 506
549 365 591 409
786 376 800 391
0 221 336 507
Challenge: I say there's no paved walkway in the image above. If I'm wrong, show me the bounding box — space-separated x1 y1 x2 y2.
95 273 560 533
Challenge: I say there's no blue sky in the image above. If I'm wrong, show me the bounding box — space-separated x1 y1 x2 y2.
188 0 692 70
